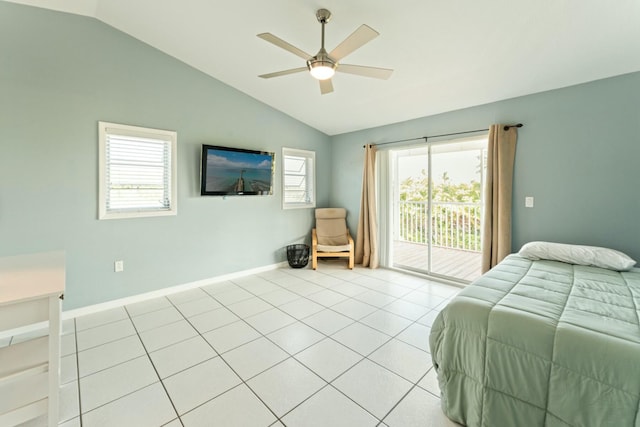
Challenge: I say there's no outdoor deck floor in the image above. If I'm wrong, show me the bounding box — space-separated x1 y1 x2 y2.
393 240 482 282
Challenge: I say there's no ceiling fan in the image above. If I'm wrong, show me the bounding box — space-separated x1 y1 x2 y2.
257 9 393 95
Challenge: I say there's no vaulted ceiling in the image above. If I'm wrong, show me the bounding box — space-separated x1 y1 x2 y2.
6 0 640 135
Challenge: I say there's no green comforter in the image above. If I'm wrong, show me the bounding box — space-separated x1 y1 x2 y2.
429 254 640 426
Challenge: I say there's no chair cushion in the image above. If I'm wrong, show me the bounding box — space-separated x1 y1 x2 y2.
315 208 349 246
315 208 346 220
317 244 351 252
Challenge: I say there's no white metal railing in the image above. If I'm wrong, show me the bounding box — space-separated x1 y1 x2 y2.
398 200 482 252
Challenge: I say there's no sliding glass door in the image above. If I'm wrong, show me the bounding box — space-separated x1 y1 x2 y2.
390 136 487 282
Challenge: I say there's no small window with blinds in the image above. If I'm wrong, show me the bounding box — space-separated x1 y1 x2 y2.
98 122 177 219
282 147 315 209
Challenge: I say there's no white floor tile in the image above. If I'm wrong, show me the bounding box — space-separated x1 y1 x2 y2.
383 385 460 427
189 307 240 334
282 385 379 427
221 337 289 380
305 288 349 307
418 367 441 397
382 299 431 321
213 287 255 305
285 281 325 296
247 358 326 417
60 416 81 427
369 338 433 383
53 264 458 427
174 295 222 318
131 306 184 332
181 384 276 427
138 319 198 352
331 322 390 356
331 299 378 320
353 289 398 308
367 283 413 299
419 282 461 299
60 380 80 423
245 308 296 335
163 357 241 415
294 338 363 382
235 279 281 296
278 298 325 319
166 287 210 305
227 297 273 318
202 320 261 354
329 281 369 297
303 273 345 287
416 310 440 327
80 355 159 412
75 307 129 332
333 359 413 419
302 309 354 335
395 323 432 353
126 297 172 317
201 281 241 295
78 335 146 377
81 382 176 427
61 353 78 385
401 290 447 309
259 288 302 306
150 335 217 378
17 383 79 425
61 333 77 357
267 321 324 354
359 310 413 337
76 318 136 351
62 318 76 335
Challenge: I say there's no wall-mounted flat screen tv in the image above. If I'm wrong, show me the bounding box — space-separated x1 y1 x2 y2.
200 145 274 196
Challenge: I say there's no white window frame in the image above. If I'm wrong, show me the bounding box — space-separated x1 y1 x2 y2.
282 147 316 210
98 121 177 220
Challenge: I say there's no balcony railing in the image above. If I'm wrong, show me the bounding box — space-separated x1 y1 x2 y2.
398 200 482 252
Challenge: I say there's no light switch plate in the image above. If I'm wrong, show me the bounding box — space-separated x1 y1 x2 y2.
525 197 534 208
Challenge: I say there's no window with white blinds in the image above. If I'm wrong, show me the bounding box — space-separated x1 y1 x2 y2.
98 122 177 219
282 147 315 209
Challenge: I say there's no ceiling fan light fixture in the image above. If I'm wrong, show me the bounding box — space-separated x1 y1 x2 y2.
308 59 336 80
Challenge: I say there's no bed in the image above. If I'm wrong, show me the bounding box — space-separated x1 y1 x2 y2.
429 243 640 427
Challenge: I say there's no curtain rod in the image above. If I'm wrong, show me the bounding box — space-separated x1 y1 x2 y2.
363 123 523 148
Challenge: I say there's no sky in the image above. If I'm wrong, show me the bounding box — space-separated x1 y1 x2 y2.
395 139 486 185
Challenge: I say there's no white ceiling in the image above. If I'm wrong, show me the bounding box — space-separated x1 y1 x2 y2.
6 0 640 135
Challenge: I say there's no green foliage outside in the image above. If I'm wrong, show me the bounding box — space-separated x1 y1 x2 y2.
399 170 482 251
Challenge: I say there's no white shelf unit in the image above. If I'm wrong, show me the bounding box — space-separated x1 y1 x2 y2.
0 251 65 427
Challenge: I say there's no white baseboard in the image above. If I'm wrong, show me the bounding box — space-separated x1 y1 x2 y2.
64 261 288 319
0 261 288 340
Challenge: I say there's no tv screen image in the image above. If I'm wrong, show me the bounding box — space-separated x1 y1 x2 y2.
200 145 274 196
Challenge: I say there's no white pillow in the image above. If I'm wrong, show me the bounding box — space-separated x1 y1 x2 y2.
518 241 636 271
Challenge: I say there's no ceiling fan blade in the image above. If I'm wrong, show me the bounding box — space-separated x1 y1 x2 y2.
329 24 379 61
257 33 311 60
337 64 393 80
259 67 308 79
319 79 334 95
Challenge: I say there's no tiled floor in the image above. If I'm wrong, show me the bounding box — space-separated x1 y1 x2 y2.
9 260 463 427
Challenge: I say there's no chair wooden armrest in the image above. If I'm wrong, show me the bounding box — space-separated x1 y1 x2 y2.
311 228 318 270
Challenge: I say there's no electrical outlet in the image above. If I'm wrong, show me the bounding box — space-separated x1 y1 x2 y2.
114 260 124 272
525 196 534 208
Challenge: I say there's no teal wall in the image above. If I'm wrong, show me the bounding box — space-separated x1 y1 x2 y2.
331 72 640 262
2 3 639 311
0 3 331 309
